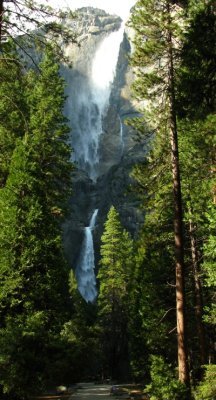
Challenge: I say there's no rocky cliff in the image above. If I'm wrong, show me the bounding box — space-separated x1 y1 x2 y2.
61 8 144 277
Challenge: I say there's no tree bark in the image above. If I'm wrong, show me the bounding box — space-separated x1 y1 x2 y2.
189 218 207 365
166 0 189 385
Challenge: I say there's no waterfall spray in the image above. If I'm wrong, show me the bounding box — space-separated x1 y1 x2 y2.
72 20 125 301
87 26 124 179
71 24 124 180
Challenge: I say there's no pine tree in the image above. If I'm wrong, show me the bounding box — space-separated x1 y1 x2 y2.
0 43 27 187
26 49 73 214
176 0 216 369
0 50 73 398
176 0 216 120
97 206 133 379
177 117 216 368
130 0 189 384
59 270 101 382
202 204 216 327
128 235 176 382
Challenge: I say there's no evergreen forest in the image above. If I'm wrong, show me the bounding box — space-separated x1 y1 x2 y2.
0 0 215 399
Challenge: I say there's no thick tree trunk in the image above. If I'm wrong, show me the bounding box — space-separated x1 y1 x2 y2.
166 1 189 385
189 218 207 365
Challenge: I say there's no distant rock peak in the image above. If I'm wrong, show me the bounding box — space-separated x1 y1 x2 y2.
76 7 122 19
70 7 122 38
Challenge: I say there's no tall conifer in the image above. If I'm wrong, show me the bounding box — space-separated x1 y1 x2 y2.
130 0 189 384
97 206 133 379
0 50 73 397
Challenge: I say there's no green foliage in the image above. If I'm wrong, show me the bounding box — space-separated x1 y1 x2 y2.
0 45 27 187
98 206 133 313
194 364 216 400
97 206 134 379
128 216 176 382
129 0 215 386
26 49 73 214
203 205 216 288
1 0 77 63
145 355 188 400
0 312 61 398
60 270 101 382
176 0 216 372
202 204 216 326
176 0 216 119
178 116 215 217
128 0 188 383
129 0 183 128
128 109 177 381
0 49 73 398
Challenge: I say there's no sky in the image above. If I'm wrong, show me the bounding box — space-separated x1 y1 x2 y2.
46 0 136 21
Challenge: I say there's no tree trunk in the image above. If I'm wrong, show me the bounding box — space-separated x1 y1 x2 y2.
189 218 207 365
166 0 189 385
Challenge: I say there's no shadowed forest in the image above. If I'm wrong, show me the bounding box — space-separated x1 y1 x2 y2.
0 0 215 399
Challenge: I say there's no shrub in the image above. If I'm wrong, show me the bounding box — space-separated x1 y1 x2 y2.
195 364 216 400
144 355 187 400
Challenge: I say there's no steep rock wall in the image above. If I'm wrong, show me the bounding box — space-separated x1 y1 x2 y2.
62 8 144 273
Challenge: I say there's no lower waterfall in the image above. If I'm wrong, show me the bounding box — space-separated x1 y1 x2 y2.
76 209 98 302
119 115 124 156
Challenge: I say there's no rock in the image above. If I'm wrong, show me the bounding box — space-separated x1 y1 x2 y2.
110 385 130 397
56 385 67 393
61 7 144 273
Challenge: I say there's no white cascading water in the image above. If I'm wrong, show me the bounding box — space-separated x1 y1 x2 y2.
119 115 124 156
76 209 98 302
74 25 125 302
76 24 124 180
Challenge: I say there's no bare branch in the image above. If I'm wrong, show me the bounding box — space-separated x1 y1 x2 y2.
5 29 40 70
169 326 177 334
158 308 176 324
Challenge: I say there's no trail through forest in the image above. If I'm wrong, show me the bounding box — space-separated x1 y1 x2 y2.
69 383 112 400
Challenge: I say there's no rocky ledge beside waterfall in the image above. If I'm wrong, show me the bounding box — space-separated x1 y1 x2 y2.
62 7 144 298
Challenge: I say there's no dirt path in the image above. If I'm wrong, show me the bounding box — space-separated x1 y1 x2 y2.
69 383 112 400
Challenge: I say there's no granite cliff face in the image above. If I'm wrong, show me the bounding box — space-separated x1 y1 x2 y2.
61 8 144 285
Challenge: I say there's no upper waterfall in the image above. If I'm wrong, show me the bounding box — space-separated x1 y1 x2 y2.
91 24 125 90
62 8 143 284
62 9 123 181
86 24 124 179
